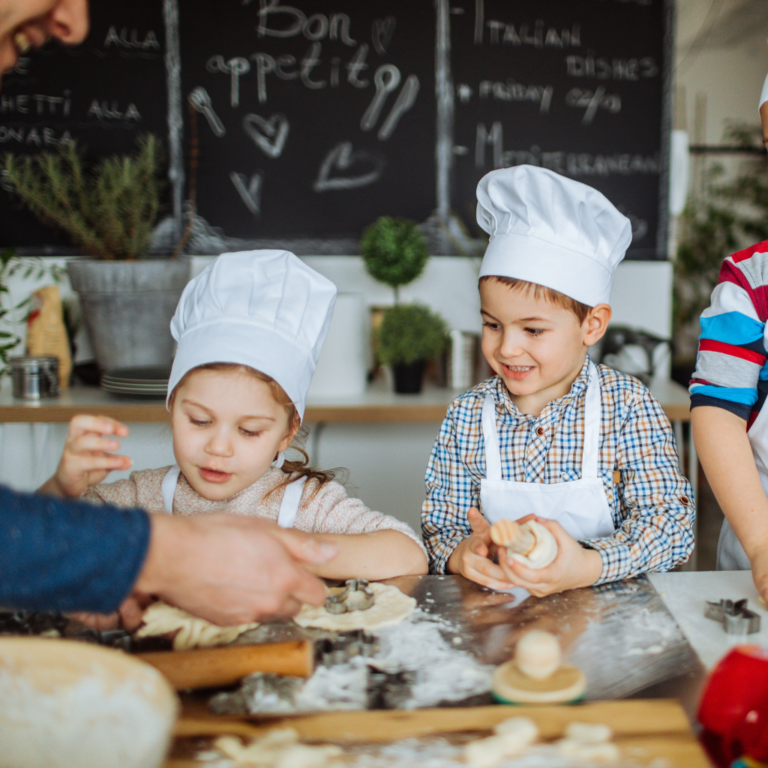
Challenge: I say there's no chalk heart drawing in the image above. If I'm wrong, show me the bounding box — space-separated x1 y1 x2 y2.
313 142 386 192
243 113 289 158
372 16 396 55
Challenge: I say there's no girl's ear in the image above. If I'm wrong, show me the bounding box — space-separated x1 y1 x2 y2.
278 417 300 452
583 304 612 346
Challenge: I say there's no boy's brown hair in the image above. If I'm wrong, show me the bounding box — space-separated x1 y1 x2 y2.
479 275 593 325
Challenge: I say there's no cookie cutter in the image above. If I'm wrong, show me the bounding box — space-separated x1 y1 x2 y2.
325 579 375 614
704 598 761 635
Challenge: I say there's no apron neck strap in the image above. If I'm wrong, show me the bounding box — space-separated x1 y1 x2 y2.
278 475 307 528
482 395 503 481
161 465 182 514
581 361 601 479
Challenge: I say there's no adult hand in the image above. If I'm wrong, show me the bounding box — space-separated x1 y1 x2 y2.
750 547 768 607
38 415 132 498
446 507 515 591
134 514 338 626
498 517 603 597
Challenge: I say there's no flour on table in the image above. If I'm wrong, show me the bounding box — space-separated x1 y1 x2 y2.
135 602 259 651
293 583 416 631
213 729 343 768
464 717 539 767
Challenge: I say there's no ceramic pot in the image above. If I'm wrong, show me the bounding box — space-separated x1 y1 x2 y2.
67 259 190 372
392 360 426 394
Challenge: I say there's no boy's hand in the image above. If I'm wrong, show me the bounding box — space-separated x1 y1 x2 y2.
40 415 132 498
447 507 517 591
498 517 603 597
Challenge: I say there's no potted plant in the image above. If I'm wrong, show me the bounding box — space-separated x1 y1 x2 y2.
2 135 189 373
376 303 448 393
361 217 448 393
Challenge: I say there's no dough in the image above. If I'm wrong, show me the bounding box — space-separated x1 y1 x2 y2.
214 729 343 768
134 602 259 651
464 717 538 767
564 722 613 743
509 520 557 569
293 582 416 631
514 630 562 680
557 739 620 762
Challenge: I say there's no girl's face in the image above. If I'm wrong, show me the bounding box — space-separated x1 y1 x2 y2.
171 368 297 501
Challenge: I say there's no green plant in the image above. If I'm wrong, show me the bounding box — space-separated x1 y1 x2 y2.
2 135 164 261
377 303 448 365
673 122 768 363
361 217 429 303
0 248 65 375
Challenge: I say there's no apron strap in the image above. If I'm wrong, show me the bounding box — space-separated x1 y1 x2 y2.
581 361 602 479
161 465 182 514
482 395 503 481
277 476 307 528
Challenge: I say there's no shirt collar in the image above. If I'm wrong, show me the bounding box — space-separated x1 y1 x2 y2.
490 355 592 418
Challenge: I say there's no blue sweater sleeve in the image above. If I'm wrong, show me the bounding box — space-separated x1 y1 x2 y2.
0 485 151 614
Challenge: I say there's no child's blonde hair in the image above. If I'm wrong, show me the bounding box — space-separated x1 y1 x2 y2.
479 276 593 325
168 363 338 498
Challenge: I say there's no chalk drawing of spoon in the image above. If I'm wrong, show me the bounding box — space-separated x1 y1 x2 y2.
313 141 386 192
243 113 290 159
189 87 226 137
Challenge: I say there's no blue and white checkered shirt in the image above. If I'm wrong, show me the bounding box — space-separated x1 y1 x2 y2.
421 357 695 583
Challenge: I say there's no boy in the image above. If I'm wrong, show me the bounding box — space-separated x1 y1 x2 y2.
690 72 768 601
422 165 694 595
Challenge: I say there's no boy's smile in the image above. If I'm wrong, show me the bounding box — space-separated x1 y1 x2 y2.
479 279 609 417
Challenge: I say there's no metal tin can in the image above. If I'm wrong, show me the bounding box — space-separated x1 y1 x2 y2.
8 356 59 399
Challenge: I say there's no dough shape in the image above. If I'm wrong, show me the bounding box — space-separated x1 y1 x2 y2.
214 729 343 768
293 582 416 631
557 739 620 762
464 718 538 767
135 602 259 651
509 520 557 569
564 722 613 743
515 630 562 680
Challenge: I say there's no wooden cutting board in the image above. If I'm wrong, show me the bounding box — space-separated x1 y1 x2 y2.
166 699 710 767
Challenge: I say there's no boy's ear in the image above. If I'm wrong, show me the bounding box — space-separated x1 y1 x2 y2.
583 304 612 346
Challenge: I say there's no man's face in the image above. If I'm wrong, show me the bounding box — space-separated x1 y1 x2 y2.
0 0 88 81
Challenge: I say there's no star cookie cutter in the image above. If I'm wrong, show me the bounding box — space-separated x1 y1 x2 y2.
704 598 761 635
325 579 375 614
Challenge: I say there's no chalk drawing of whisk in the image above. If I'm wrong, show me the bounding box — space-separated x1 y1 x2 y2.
189 87 226 137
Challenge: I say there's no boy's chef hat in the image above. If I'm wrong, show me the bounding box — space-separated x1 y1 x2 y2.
477 165 632 307
167 250 337 418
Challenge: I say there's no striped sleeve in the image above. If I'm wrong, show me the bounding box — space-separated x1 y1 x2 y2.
690 242 768 423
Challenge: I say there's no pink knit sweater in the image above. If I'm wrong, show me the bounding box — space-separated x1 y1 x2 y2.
82 466 424 548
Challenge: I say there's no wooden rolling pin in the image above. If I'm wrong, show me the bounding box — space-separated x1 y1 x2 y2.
136 639 313 690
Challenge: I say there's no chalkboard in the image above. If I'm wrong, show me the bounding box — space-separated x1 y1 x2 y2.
0 0 671 259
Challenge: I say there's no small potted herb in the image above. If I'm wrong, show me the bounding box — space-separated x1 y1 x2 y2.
2 135 188 373
361 217 447 393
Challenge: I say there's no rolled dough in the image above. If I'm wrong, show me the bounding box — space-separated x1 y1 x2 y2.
293 583 416 631
134 602 259 651
215 729 343 768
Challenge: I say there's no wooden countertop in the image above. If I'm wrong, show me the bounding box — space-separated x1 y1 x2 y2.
0 376 691 424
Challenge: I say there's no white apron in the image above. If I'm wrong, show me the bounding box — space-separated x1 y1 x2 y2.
717 396 768 569
161 465 306 528
480 361 615 541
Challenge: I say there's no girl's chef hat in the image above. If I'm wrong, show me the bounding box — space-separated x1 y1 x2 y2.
477 165 632 307
167 250 337 417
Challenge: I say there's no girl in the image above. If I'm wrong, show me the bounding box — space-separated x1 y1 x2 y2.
40 250 427 581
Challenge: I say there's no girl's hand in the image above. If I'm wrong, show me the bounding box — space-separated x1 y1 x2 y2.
40 415 132 498
447 507 516 591
498 517 603 597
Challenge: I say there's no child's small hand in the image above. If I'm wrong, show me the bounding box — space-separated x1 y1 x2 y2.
447 507 516 591
498 517 603 597
44 415 132 497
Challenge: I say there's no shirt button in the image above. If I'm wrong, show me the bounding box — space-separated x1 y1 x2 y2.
680 495 691 506
535 426 545 437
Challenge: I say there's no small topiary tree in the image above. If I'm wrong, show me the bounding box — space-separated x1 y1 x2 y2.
360 216 429 304
377 303 448 366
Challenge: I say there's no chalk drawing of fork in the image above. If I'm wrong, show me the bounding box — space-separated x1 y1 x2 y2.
189 87 226 137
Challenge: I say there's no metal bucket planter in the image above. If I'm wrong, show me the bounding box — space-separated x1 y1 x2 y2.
66 260 191 372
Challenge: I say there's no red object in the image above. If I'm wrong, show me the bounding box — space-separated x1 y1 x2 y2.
698 645 768 767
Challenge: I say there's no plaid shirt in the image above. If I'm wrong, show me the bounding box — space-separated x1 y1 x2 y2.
422 357 694 584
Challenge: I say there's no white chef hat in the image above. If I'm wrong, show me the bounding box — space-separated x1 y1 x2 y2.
760 71 768 110
167 250 337 418
477 165 632 307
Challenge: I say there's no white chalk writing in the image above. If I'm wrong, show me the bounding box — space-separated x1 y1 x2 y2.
566 55 658 80
478 80 553 113
313 141 385 191
0 92 71 117
256 2 356 45
242 112 289 158
0 126 72 146
565 87 621 123
87 101 141 122
230 171 263 215
103 26 161 51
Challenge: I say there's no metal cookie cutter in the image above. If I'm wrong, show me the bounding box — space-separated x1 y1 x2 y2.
704 598 761 635
325 579 375 614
